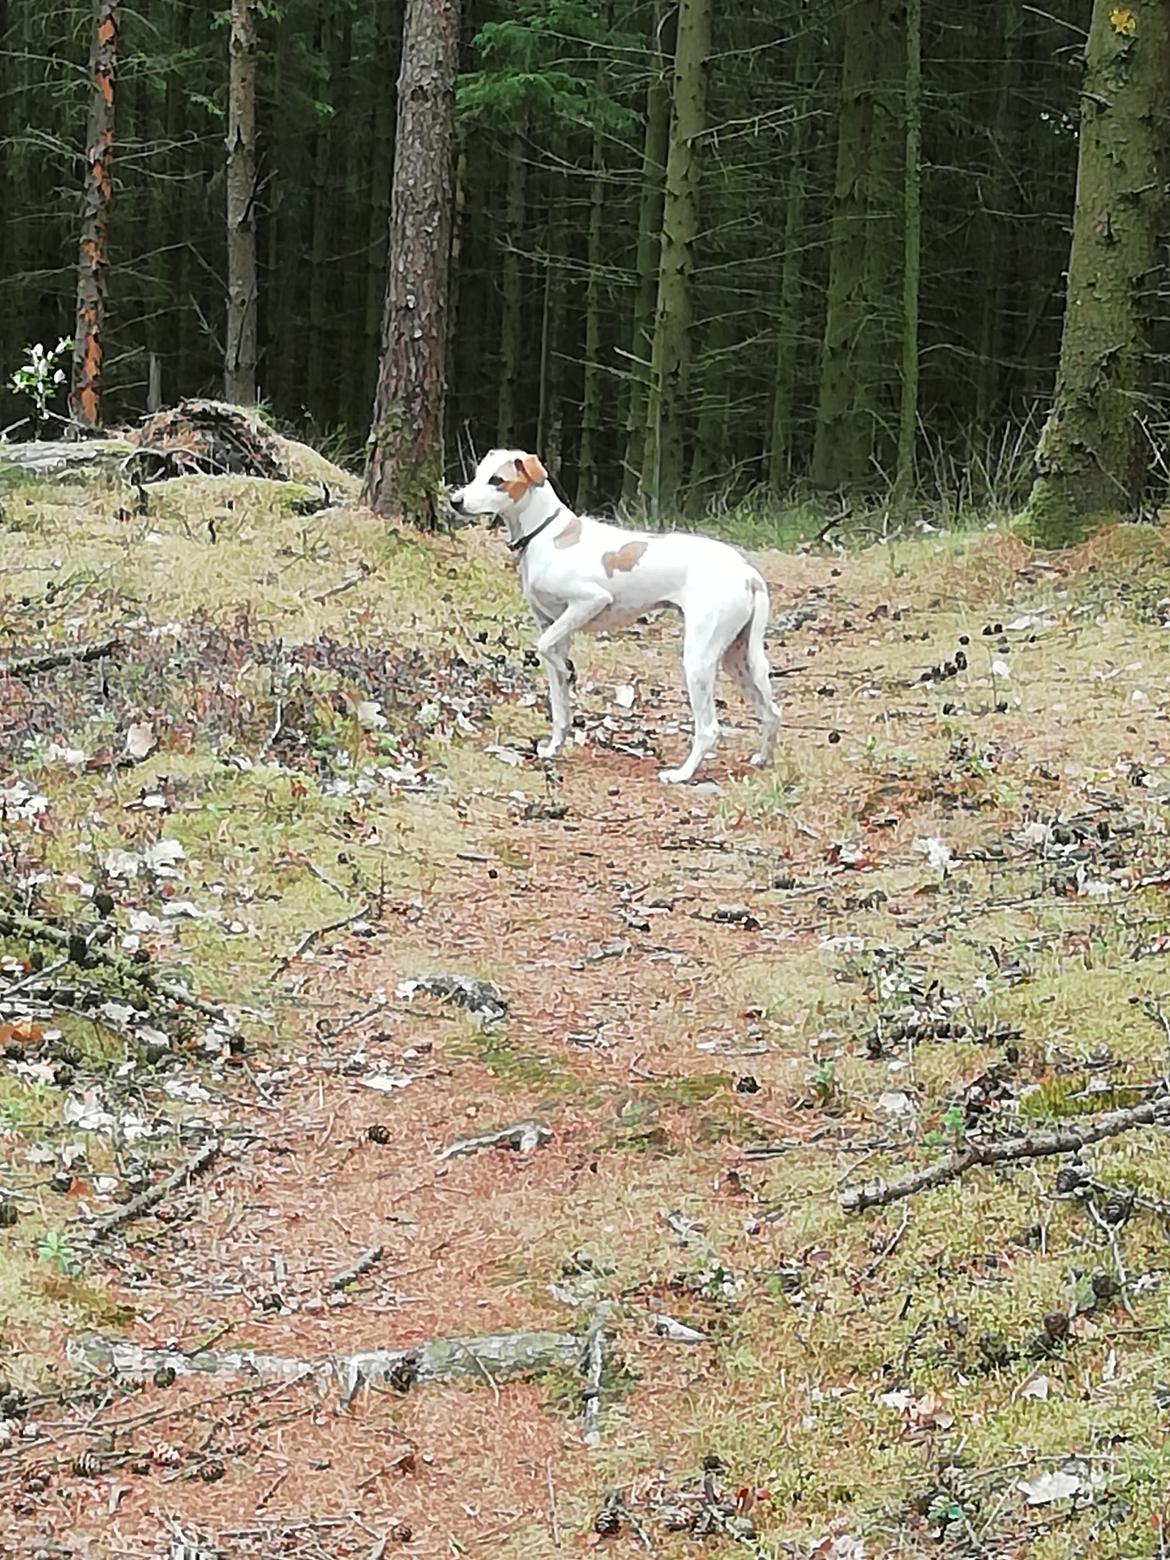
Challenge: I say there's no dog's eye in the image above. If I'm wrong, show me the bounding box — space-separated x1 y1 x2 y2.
488 475 505 489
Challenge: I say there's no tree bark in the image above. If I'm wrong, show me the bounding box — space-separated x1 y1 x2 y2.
225 0 259 406
496 129 528 442
1022 0 1170 544
893 0 922 508
576 130 607 508
974 0 1023 433
363 0 399 423
645 0 711 518
811 0 903 490
70 0 119 432
621 0 671 508
767 2 815 492
362 0 460 525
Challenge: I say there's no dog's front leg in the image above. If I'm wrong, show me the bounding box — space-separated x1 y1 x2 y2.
532 594 610 758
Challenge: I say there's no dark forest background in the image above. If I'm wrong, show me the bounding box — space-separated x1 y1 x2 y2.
1 0 1167 520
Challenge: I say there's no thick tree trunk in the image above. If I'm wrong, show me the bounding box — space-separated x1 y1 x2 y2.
577 131 607 508
811 0 903 490
1023 0 1170 543
225 0 259 406
70 0 119 432
496 129 528 442
893 0 921 508
645 0 711 518
621 0 671 508
767 2 815 491
362 0 460 525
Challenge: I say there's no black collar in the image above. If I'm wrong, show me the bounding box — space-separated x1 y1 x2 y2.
508 506 562 556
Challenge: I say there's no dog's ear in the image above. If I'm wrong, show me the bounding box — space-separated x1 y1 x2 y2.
517 453 547 487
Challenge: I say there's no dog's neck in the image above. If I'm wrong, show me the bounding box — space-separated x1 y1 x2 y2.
506 483 565 551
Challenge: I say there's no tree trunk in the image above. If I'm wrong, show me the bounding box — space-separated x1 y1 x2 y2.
576 131 607 509
893 0 921 508
974 0 1022 432
645 0 711 518
363 0 399 424
496 129 528 442
225 0 258 405
621 0 671 508
538 175 567 474
811 0 903 490
767 2 815 492
362 0 460 524
1023 0 1170 543
70 0 119 432
306 15 340 429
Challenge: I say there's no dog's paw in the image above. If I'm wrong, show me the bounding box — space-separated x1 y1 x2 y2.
658 767 691 785
749 751 768 768
537 738 565 760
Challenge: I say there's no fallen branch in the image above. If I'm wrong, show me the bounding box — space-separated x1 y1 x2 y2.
0 903 229 1027
85 1137 221 1246
327 1244 384 1293
840 1097 1170 1213
580 1303 611 1447
70 1325 587 1403
439 1120 551 1160
0 637 123 678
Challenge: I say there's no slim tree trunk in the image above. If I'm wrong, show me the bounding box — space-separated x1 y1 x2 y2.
363 0 460 525
225 0 258 405
70 0 119 431
538 178 566 474
974 0 1022 432
767 2 815 491
621 0 671 508
576 131 607 508
645 0 711 518
1023 0 1170 543
496 129 528 441
894 0 922 508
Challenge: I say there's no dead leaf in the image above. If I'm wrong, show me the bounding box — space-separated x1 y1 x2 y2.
1109 6 1135 34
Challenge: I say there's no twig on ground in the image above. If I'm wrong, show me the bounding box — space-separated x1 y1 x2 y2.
840 1097 1170 1213
439 1120 551 1160
327 1245 384 1294
85 1137 221 1247
1084 1199 1138 1320
309 563 371 604
0 637 123 678
271 904 373 980
547 1461 562 1548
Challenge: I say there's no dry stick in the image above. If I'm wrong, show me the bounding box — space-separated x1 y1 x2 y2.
85 1137 221 1246
0 637 122 677
327 1245 384 1294
271 904 373 980
0 905 229 1026
580 1304 610 1448
840 1098 1170 1214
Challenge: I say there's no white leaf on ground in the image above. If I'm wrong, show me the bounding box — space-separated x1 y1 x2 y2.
1018 1468 1081 1505
485 743 525 767
914 835 952 872
124 721 156 761
613 682 636 709
360 1071 414 1093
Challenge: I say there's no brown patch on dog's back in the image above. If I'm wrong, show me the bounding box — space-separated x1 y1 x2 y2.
602 541 647 576
555 515 582 549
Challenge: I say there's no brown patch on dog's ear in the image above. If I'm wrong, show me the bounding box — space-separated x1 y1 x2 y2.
602 540 647 577
520 453 547 486
554 514 582 549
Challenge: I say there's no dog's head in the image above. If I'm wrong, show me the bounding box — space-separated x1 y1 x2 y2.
449 449 548 522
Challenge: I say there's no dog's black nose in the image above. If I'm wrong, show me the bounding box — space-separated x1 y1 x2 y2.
449 492 466 514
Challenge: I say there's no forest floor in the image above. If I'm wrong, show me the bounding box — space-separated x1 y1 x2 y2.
2 452 1170 1559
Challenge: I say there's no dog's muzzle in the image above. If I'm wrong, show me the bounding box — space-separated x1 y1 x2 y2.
449 490 467 514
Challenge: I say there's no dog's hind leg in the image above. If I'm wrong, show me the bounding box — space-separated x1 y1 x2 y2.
660 617 725 784
723 581 781 768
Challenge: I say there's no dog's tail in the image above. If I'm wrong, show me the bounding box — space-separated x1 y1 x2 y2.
746 571 770 657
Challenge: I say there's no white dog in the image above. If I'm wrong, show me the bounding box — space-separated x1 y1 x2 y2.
450 450 780 784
